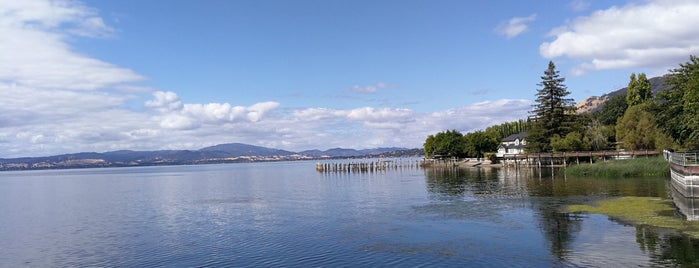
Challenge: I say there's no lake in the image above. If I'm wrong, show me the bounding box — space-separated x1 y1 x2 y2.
1 159 698 267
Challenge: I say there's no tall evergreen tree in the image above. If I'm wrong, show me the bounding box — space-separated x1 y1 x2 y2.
526 61 576 152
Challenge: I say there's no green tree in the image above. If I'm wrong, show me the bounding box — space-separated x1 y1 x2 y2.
594 95 628 126
463 130 499 158
527 61 577 152
627 73 652 107
485 119 532 140
637 73 652 102
655 55 699 149
423 130 466 158
626 73 638 106
551 132 588 152
584 119 611 151
616 103 660 150
423 135 436 158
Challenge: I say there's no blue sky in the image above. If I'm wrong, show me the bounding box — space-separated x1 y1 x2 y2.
1 0 698 157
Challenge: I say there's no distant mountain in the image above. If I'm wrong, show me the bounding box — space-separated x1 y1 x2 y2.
358 147 406 155
364 148 425 158
199 143 295 157
575 75 672 113
0 143 418 171
0 150 235 167
299 147 406 158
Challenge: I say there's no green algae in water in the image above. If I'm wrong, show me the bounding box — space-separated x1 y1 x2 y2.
567 197 699 238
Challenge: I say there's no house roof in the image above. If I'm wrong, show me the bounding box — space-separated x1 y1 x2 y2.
498 144 526 150
501 132 527 142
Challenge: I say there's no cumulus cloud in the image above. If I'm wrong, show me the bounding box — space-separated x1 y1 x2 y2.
495 14 537 39
146 91 280 129
540 0 699 75
146 91 183 112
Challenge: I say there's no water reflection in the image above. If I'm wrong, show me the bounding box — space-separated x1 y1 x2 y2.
6 162 699 267
532 198 584 261
424 166 528 198
422 165 699 266
635 225 699 267
423 166 584 261
671 185 699 221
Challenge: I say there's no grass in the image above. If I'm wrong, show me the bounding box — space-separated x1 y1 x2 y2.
564 156 669 178
567 197 699 238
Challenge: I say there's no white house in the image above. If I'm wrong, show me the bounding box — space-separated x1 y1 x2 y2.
496 133 527 157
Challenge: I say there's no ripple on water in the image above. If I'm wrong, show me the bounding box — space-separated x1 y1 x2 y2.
195 197 268 205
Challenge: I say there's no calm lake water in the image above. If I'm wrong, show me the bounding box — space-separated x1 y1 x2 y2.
1 159 698 267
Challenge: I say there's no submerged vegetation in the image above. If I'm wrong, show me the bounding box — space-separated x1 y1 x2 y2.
564 156 669 178
567 197 699 238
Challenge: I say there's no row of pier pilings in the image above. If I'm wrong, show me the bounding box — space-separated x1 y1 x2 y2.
315 159 423 173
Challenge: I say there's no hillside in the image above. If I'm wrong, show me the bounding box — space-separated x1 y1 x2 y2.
575 75 672 113
199 143 295 157
0 143 419 171
299 147 404 158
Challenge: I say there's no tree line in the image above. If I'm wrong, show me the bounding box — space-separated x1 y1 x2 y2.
424 55 699 158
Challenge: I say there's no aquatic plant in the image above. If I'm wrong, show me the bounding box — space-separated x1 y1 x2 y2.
567 197 699 238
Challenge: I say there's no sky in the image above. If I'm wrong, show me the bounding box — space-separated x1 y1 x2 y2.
1 0 699 158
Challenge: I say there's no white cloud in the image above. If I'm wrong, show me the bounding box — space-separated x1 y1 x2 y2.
346 107 413 122
0 1 113 36
568 0 590 12
284 99 531 151
0 0 141 90
540 0 699 75
146 91 281 129
145 91 183 112
349 82 390 94
0 0 536 158
293 108 346 121
495 14 537 39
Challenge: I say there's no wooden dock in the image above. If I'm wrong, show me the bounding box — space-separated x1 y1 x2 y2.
501 150 660 167
315 150 662 172
315 159 422 173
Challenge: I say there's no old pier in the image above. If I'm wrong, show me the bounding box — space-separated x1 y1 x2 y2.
500 150 660 167
315 159 423 173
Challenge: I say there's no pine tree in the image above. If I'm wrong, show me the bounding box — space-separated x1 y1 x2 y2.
526 61 576 153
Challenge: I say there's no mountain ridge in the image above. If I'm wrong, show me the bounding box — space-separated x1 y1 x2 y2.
0 143 421 171
575 75 672 113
